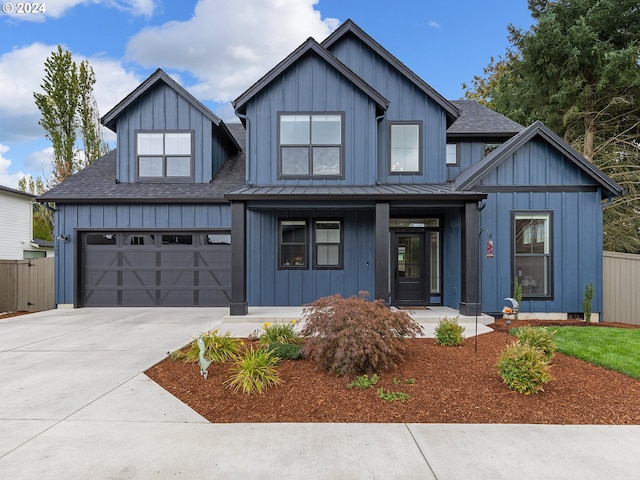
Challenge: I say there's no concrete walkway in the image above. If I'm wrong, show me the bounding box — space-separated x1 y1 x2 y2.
1 308 638 479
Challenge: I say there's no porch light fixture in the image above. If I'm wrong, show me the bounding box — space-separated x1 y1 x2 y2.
57 233 69 242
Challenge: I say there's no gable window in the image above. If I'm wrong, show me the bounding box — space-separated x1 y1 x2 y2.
279 113 343 178
390 122 421 173
483 142 502 156
279 220 307 268
136 131 193 179
314 220 342 268
446 143 458 166
513 212 553 299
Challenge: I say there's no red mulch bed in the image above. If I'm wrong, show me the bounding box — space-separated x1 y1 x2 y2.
145 319 640 424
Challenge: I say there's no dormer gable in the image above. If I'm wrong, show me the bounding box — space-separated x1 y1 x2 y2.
102 69 240 184
322 19 459 126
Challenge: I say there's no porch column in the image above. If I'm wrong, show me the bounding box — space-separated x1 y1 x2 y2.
460 201 480 316
230 201 248 315
375 202 390 304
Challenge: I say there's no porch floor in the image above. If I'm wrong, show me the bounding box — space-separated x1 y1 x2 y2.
219 306 495 338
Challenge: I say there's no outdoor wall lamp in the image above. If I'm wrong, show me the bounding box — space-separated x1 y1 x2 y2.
57 233 69 242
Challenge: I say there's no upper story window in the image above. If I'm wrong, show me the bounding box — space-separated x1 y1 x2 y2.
483 142 502 156
390 122 421 173
279 113 343 178
446 143 458 166
136 131 193 180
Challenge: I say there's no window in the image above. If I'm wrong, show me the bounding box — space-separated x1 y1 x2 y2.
390 123 421 173
483 142 502 156
314 220 342 268
446 143 458 165
279 220 307 268
279 114 343 177
513 212 552 298
136 131 193 179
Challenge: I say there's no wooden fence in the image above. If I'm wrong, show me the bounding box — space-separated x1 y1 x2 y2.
603 251 640 325
0 257 54 313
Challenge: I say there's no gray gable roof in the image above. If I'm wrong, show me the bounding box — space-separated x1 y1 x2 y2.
38 124 247 204
322 19 460 124
233 37 389 117
447 100 524 137
1 184 34 199
454 120 624 198
102 69 241 152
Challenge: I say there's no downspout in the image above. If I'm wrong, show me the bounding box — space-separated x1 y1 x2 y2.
235 111 250 185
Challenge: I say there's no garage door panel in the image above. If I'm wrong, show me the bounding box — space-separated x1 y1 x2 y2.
81 231 231 307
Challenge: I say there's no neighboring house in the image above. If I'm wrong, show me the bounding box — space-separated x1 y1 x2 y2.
40 20 623 319
0 185 51 259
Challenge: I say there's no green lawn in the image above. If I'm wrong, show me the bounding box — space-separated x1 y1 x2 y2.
543 327 640 380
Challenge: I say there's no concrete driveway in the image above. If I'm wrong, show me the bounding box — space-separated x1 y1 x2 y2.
1 308 639 479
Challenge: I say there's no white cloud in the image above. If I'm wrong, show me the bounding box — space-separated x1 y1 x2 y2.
4 0 155 22
126 0 340 103
0 43 141 144
0 144 30 188
428 20 442 29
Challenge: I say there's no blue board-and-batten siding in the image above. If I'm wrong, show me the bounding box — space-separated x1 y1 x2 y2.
53 202 231 305
446 136 607 315
327 35 449 185
114 83 225 184
245 54 379 186
246 208 375 306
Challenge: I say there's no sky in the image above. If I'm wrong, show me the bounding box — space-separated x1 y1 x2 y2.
0 0 534 189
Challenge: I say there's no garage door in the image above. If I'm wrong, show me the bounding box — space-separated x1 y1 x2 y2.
81 231 231 307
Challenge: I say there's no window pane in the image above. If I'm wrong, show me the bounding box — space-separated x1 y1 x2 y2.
166 156 191 176
165 133 191 155
139 157 163 177
430 231 440 294
515 216 549 254
390 124 420 172
312 147 340 175
280 115 310 144
162 234 193 245
86 233 117 245
137 133 164 154
446 143 457 165
281 221 306 243
316 244 340 266
316 221 340 243
201 234 231 245
281 147 309 175
516 256 549 296
281 245 306 267
312 115 341 144
123 234 155 246
484 143 501 156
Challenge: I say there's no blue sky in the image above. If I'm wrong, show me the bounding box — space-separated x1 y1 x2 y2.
0 0 533 188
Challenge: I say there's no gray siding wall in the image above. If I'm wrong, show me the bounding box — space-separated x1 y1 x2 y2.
246 208 375 305
245 54 379 186
328 36 448 184
114 83 219 183
53 202 231 305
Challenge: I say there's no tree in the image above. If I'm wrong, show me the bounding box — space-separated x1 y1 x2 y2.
464 0 640 253
33 45 108 186
18 176 53 241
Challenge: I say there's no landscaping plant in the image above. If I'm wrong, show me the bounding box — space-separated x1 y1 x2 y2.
265 342 304 360
258 320 301 347
172 329 241 364
226 346 283 394
348 373 380 389
301 292 423 377
434 316 465 346
496 344 551 395
583 282 594 323
513 326 556 363
377 388 410 401
513 277 523 320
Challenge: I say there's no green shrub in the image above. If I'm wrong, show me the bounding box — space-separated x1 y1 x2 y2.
173 329 241 364
266 342 304 360
514 326 556 363
301 293 423 377
497 344 551 395
583 282 594 323
258 320 301 347
434 316 465 346
225 346 282 395
348 373 380 389
377 388 410 401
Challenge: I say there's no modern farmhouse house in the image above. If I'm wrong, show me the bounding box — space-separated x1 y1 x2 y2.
40 20 623 318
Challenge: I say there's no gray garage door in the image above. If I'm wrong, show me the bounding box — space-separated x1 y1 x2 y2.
81 231 231 307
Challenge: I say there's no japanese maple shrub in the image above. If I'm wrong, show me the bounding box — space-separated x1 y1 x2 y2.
301 293 423 377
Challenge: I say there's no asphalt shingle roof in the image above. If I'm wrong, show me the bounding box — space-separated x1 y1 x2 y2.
447 100 524 137
39 124 246 204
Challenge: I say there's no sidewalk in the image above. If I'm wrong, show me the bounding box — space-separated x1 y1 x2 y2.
0 308 638 479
